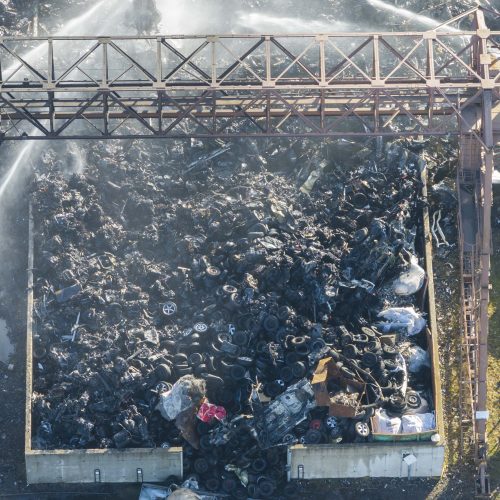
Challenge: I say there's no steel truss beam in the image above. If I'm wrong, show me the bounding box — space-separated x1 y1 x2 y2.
0 17 496 140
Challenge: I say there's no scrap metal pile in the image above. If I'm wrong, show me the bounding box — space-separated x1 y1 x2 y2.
30 139 436 495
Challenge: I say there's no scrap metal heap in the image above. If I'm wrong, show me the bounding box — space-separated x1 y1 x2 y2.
29 138 442 495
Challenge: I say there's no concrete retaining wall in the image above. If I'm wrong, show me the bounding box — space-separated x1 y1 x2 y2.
288 443 445 479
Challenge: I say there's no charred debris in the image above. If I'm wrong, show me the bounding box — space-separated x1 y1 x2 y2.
29 137 456 496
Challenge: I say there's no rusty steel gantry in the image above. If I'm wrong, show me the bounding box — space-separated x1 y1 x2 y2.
0 5 498 497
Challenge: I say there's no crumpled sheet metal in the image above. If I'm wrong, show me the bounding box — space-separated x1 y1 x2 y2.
250 378 316 449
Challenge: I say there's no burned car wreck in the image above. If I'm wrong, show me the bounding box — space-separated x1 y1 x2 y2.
29 138 437 495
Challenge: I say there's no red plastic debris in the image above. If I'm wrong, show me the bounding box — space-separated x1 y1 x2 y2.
197 401 227 423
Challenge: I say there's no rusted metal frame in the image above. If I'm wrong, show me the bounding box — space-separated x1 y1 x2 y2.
433 39 475 77
372 35 380 82
379 107 404 131
218 38 265 81
373 89 380 133
477 88 493 477
0 95 49 135
487 36 500 79
0 129 467 140
379 37 427 81
0 42 47 83
161 90 212 135
324 37 371 80
427 87 434 130
265 89 271 133
215 93 266 134
320 88 325 129
326 37 372 82
157 90 164 133
156 38 162 84
107 41 156 83
48 90 55 134
103 92 148 137
216 39 264 85
434 87 487 147
162 40 210 83
78 111 107 136
264 92 313 132
270 38 320 84
434 37 483 81
54 41 101 85
161 39 211 84
107 91 157 133
54 92 103 135
377 89 429 131
103 92 109 136
101 41 109 89
273 110 294 131
211 89 216 132
107 65 136 87
269 89 322 132
422 92 467 135
323 90 375 133
0 109 24 135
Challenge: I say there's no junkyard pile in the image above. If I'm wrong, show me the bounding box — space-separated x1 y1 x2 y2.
30 139 436 496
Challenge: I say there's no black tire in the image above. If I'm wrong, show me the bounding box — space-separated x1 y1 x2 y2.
291 361 307 378
173 353 187 364
199 434 212 451
175 365 192 376
361 351 378 368
155 364 172 381
343 343 359 358
292 335 309 347
188 352 203 366
280 366 294 383
247 484 259 497
311 338 326 351
205 478 220 491
230 364 246 380
252 457 267 473
236 356 253 367
285 351 300 365
382 345 398 358
263 314 279 333
194 363 208 377
222 478 237 493
406 390 422 409
340 332 353 346
165 475 181 487
232 331 248 346
257 479 275 498
278 305 292 321
361 326 377 338
222 284 238 295
304 428 323 444
194 458 209 474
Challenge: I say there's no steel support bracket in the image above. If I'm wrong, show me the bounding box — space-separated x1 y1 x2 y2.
481 79 496 90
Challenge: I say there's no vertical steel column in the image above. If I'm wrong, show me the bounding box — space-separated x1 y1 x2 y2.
48 39 55 135
475 8 493 496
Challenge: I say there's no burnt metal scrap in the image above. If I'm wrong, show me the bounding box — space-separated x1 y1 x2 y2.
30 137 435 494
